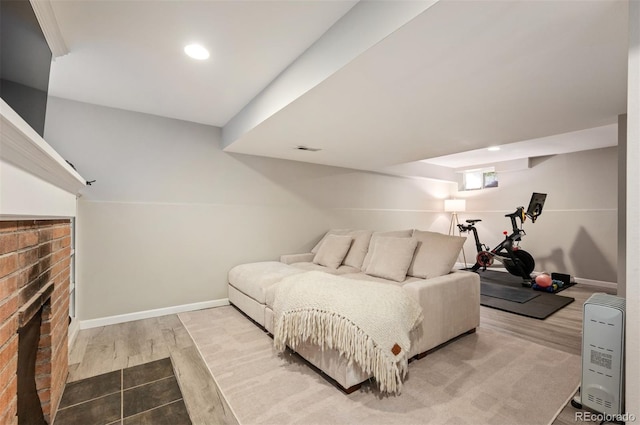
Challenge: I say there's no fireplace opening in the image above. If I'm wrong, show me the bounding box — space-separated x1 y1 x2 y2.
1 220 71 424
17 305 47 425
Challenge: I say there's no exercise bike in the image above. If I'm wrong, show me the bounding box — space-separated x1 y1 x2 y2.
457 193 547 287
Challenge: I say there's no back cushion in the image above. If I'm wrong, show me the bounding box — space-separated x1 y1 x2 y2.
407 230 466 279
361 229 413 271
341 230 373 269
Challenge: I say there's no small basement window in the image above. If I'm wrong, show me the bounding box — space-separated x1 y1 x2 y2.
460 168 498 191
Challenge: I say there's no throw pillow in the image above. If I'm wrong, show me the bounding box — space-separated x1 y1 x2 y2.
311 229 352 254
408 230 466 279
361 229 413 271
312 235 353 269
364 236 418 282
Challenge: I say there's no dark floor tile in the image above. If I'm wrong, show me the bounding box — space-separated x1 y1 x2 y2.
123 376 182 418
54 392 121 425
58 370 121 408
123 357 174 389
123 399 192 425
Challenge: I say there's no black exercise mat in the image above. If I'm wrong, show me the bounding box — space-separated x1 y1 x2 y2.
481 282 540 303
473 267 576 293
476 269 575 319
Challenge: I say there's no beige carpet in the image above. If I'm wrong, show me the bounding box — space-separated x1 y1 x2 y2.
179 306 580 425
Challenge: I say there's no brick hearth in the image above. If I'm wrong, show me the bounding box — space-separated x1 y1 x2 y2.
0 220 71 424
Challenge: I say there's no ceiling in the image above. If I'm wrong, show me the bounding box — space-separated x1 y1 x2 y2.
47 0 628 177
48 0 358 126
423 123 619 170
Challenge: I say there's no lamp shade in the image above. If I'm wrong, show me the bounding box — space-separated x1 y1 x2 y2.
444 199 466 212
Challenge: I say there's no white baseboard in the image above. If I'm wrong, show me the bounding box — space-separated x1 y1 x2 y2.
79 298 230 330
573 277 617 290
453 262 617 290
68 317 80 348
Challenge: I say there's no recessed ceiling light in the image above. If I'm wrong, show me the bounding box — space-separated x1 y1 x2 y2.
184 44 210 60
487 146 501 151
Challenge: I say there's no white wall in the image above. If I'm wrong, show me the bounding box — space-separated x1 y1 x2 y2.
44 96 621 324
618 114 627 296
454 147 618 283
44 97 454 321
0 159 77 218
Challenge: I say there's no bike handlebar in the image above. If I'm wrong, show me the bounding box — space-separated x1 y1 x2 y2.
505 207 526 222
459 206 529 235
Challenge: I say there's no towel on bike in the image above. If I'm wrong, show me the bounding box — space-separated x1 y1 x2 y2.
272 271 423 394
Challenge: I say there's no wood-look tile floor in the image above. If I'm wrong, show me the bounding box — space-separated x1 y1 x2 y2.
61 282 615 425
63 314 238 425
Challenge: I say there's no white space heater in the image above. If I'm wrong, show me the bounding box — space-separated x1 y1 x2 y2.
579 293 625 415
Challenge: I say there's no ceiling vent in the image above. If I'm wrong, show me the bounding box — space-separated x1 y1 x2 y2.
294 145 322 152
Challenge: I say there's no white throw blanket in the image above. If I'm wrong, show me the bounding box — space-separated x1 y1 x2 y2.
272 271 423 394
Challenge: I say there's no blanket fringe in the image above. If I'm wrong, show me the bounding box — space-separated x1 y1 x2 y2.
274 309 409 394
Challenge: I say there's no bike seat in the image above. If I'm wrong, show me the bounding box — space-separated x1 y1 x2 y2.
466 219 481 224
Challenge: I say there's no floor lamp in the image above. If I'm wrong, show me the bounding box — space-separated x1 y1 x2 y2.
444 199 467 268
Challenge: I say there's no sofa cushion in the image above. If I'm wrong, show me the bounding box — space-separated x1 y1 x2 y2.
228 261 304 303
341 230 373 269
290 262 360 275
408 230 466 279
280 252 315 265
361 229 413 271
311 229 352 254
265 268 367 309
364 236 418 282
313 235 353 269
312 229 372 270
341 272 424 287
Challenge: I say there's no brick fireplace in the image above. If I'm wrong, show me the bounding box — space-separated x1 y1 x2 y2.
0 220 71 424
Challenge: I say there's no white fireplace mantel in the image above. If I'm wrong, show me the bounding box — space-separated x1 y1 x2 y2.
1 99 86 219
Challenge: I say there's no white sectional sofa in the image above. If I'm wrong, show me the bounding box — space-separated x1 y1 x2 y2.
227 229 481 393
